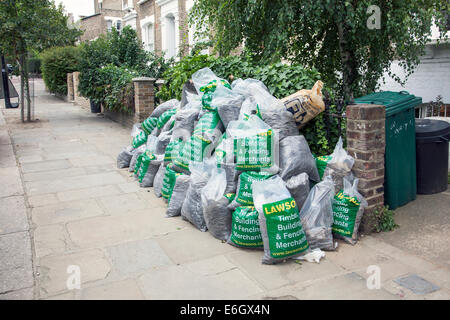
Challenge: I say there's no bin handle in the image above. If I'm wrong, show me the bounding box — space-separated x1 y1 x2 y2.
399 91 410 95
441 136 449 142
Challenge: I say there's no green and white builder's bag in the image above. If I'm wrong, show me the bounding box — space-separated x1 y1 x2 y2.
129 144 146 173
151 99 180 118
141 117 158 135
253 175 310 264
227 206 264 249
153 163 166 198
156 108 178 130
323 137 355 191
166 174 191 217
139 153 163 188
201 167 234 241
299 175 336 251
164 139 184 165
173 110 223 173
332 177 367 245
315 155 333 180
227 115 279 173
229 171 273 210
131 125 148 149
161 164 183 203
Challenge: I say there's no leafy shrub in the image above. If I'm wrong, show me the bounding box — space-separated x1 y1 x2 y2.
373 205 399 232
157 52 342 155
40 46 80 95
27 57 41 74
78 26 172 110
99 65 138 113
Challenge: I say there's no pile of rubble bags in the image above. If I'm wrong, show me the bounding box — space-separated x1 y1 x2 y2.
116 67 368 265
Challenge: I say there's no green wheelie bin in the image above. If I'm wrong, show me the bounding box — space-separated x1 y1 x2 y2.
354 91 422 210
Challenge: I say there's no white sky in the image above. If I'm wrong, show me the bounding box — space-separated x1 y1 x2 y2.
54 0 95 21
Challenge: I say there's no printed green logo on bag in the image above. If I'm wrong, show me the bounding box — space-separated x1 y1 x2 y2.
234 129 273 170
141 117 158 135
156 108 177 129
174 135 212 170
262 197 309 259
315 155 333 180
332 191 360 237
134 153 144 175
132 131 148 149
199 80 232 111
224 193 236 202
164 140 184 162
230 206 263 248
137 151 156 182
193 111 220 135
236 171 272 205
161 165 181 201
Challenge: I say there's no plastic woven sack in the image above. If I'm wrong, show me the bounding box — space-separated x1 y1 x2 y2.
117 146 134 169
191 68 220 98
155 130 172 155
261 110 299 141
200 79 232 111
238 97 261 121
230 171 273 208
323 137 355 192
151 99 180 118
201 167 232 241
231 78 281 115
281 80 325 129
227 115 278 173
212 85 245 127
180 80 198 108
161 164 183 202
141 117 158 135
166 174 191 217
139 154 163 188
279 135 320 182
157 108 178 129
180 159 216 232
164 139 184 165
227 206 264 249
153 163 166 198
129 144 146 172
299 176 335 251
332 177 368 245
253 175 310 264
315 155 333 180
131 129 148 149
285 172 310 211
173 111 223 172
171 99 201 140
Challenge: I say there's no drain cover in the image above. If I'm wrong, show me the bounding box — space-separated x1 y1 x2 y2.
393 274 440 295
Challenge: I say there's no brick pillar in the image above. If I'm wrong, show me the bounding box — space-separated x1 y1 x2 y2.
67 73 74 101
155 79 165 103
133 77 156 123
346 104 386 233
72 71 81 101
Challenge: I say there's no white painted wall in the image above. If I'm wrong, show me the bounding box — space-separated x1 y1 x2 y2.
379 44 450 104
157 0 180 59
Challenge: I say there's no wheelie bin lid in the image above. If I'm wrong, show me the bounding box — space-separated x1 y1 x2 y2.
354 91 422 116
415 119 450 142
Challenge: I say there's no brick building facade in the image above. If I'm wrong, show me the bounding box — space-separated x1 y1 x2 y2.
80 0 199 59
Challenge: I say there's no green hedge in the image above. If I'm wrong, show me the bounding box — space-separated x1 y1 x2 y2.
40 46 80 95
156 52 343 155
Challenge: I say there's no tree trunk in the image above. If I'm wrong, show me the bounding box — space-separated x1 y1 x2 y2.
24 56 31 121
336 20 356 102
19 54 25 123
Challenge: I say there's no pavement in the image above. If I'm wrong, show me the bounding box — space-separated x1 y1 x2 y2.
0 78 449 300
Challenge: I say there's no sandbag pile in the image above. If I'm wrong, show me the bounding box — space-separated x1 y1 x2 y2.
116 67 368 265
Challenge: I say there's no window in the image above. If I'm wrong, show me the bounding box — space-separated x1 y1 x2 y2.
116 20 122 32
123 0 133 10
165 14 176 58
106 20 113 32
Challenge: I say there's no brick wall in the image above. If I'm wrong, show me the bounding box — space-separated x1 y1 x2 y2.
80 8 124 42
72 72 91 109
346 104 386 233
104 109 136 128
133 77 156 122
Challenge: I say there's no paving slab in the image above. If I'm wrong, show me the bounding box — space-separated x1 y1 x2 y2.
393 274 440 295
31 199 104 226
21 159 73 173
138 256 264 300
0 143 17 168
0 287 34 300
81 279 145 300
38 249 111 297
98 193 150 215
34 224 70 259
0 196 29 235
67 211 186 249
107 239 173 276
0 231 34 293
0 167 24 198
57 185 122 203
23 167 86 183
